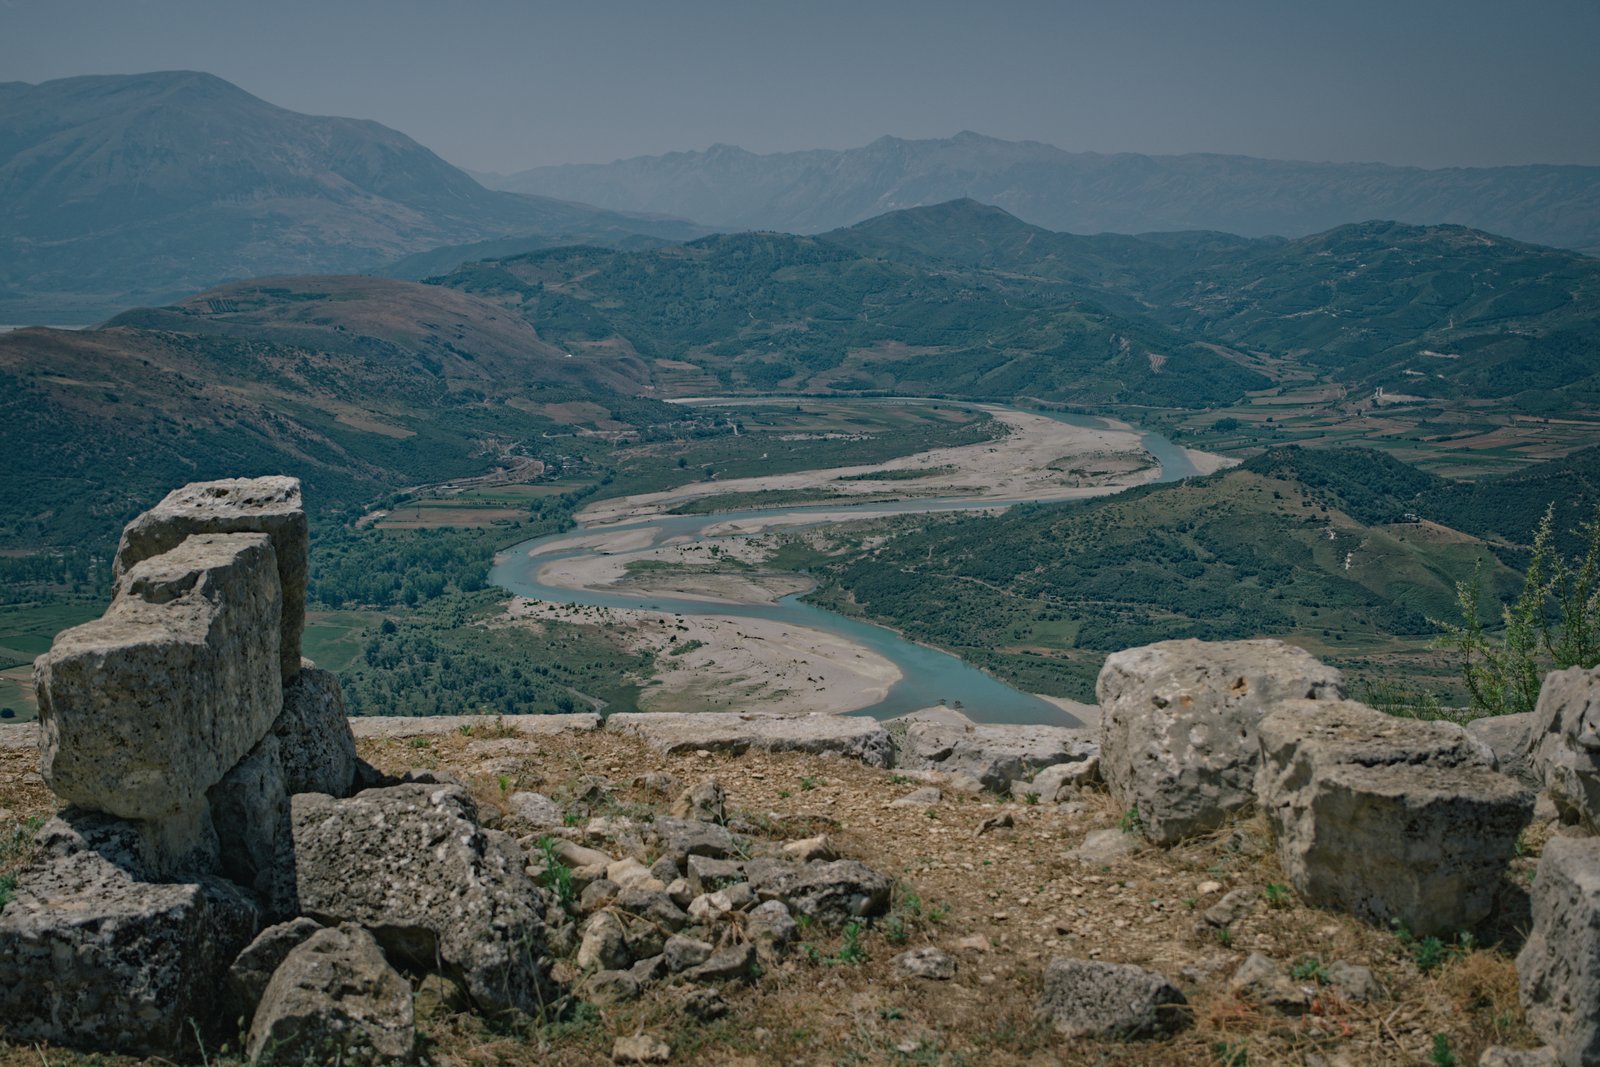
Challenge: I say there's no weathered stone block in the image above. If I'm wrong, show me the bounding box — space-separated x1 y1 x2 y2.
37 532 283 823
208 730 295 916
1097 638 1344 844
1258 699 1532 936
115 476 308 681
291 783 552 1017
1518 836 1600 1065
273 665 358 797
0 812 259 1056
247 923 414 1066
1527 665 1600 831
606 711 894 767
1467 711 1540 788
900 721 1098 792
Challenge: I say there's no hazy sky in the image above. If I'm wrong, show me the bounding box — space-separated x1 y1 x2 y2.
4 0 1598 173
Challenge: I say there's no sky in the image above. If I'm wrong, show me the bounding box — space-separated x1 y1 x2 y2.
3 0 1599 174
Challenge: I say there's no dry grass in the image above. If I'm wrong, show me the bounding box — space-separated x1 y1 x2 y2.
0 726 1552 1066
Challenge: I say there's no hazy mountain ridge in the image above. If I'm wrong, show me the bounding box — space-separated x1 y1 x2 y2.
487 131 1600 255
0 72 702 320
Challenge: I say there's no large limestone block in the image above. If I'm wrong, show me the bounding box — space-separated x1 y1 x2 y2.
37 532 283 822
273 665 358 797
291 783 552 1017
1528 665 1600 831
1258 699 1532 936
208 731 295 916
1467 712 1540 788
1518 836 1600 1066
1097 638 1344 844
899 721 1098 792
606 711 894 767
247 923 415 1066
0 812 260 1056
115 476 307 681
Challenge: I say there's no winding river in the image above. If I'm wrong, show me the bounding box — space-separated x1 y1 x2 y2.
489 406 1203 728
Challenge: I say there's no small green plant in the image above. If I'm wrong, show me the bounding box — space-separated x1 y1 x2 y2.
1182 896 1198 911
890 775 911 785
799 776 817 791
533 837 575 910
1213 1040 1249 1065
498 774 511 794
1215 927 1233 947
1023 791 1040 806
778 789 792 799
408 737 430 749
562 812 581 827
1290 957 1328 983
1263 882 1291 909
1118 808 1143 835
1430 1032 1456 1067
836 921 868 965
0 872 16 909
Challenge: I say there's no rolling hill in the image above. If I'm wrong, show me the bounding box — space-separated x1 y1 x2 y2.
0 72 702 321
427 200 1600 410
484 131 1600 255
0 275 695 552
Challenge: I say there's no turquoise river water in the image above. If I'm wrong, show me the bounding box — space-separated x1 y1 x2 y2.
489 406 1201 728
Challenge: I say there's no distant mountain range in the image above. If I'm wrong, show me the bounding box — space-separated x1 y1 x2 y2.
0 72 701 320
483 132 1600 256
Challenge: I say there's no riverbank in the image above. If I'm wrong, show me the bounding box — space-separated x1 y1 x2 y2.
495 400 1228 724
505 597 900 717
576 405 1162 527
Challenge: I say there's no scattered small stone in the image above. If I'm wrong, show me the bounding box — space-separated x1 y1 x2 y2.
578 911 631 972
1067 828 1138 866
781 834 839 863
1035 958 1190 1040
663 935 715 973
1204 887 1257 928
976 813 1014 835
580 879 621 913
670 778 726 823
682 986 729 1021
683 942 758 984
507 791 564 828
890 786 943 808
891 946 956 980
1325 961 1384 1003
956 935 991 953
1228 953 1307 1015
612 1033 672 1064
746 899 798 950
584 968 641 1005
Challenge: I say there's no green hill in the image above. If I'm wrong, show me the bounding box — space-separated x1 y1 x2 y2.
431 228 1270 406
798 447 1525 700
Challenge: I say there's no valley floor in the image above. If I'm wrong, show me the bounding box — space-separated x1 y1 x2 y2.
503 405 1223 719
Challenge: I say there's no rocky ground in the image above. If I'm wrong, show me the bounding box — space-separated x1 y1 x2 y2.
0 719 1550 1067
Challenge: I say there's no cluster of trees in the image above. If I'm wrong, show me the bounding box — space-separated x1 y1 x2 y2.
337 594 648 717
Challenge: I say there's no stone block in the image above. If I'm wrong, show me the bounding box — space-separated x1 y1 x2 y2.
1527 665 1600 831
1258 699 1532 936
37 532 282 824
899 721 1098 792
115 476 308 681
0 812 259 1056
247 923 414 1066
1518 836 1600 1065
291 783 552 1017
1097 638 1344 844
273 666 358 797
